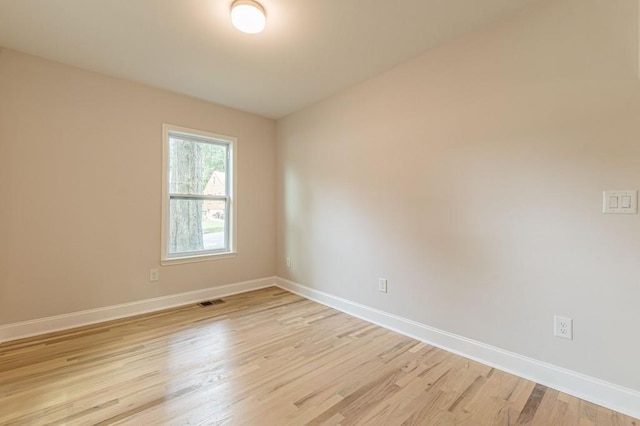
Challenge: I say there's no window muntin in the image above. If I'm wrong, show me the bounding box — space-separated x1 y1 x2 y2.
162 124 236 262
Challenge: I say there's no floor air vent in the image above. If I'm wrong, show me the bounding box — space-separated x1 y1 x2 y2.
198 299 225 307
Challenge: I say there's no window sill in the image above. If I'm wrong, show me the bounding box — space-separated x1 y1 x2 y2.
161 252 237 266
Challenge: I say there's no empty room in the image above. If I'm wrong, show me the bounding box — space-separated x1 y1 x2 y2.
1 0 639 424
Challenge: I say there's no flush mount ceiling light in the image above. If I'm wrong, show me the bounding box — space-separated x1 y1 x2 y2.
231 0 266 34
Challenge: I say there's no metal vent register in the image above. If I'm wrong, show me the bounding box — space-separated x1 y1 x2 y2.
198 299 225 307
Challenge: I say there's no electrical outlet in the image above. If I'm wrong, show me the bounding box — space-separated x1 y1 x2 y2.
286 257 291 268
554 315 573 340
378 278 388 293
149 269 159 282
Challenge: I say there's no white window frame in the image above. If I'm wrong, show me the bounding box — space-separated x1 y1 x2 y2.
161 123 237 265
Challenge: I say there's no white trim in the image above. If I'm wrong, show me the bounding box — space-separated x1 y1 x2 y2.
0 276 276 344
160 123 238 263
161 252 238 266
2 275 637 419
275 277 640 420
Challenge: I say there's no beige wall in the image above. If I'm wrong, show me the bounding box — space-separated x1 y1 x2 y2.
0 48 276 324
277 0 640 391
2 0 639 397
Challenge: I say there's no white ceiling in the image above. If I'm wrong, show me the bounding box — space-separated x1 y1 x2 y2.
0 0 540 119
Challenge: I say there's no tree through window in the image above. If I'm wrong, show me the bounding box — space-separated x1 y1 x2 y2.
162 124 236 262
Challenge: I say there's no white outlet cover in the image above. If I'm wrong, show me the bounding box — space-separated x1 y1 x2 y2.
603 190 638 214
554 315 573 340
378 278 388 293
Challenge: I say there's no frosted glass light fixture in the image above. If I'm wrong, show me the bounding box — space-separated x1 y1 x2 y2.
231 0 266 34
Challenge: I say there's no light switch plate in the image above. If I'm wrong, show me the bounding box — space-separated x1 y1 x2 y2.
603 190 637 214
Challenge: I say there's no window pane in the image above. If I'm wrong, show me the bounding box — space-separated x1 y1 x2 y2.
169 198 227 254
168 136 227 196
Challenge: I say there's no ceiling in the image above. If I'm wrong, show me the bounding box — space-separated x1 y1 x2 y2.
0 0 541 119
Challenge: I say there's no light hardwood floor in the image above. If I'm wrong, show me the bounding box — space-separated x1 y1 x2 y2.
0 287 637 425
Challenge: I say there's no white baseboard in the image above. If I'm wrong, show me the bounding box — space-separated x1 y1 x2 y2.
0 276 277 344
2 275 637 419
276 277 640 420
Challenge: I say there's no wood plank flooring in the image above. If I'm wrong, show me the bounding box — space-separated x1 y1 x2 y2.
0 287 637 425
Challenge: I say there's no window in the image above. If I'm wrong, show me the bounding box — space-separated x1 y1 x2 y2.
161 124 236 263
